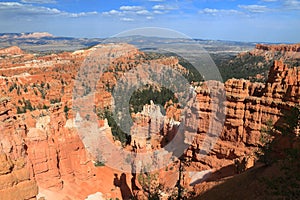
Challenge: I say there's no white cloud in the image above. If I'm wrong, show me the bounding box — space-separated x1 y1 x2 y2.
199 8 218 14
120 6 144 11
68 11 98 18
199 8 242 15
153 10 167 14
148 0 165 2
152 4 178 10
260 0 300 10
283 0 300 9
102 9 122 16
102 8 151 18
0 2 61 15
21 0 56 4
0 2 24 7
238 4 268 13
146 16 154 20
0 2 98 17
120 17 134 21
136 9 151 15
152 4 164 9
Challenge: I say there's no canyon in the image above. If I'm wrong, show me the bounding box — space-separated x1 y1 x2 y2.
0 42 299 199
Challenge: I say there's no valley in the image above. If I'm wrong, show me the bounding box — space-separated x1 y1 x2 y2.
0 36 300 199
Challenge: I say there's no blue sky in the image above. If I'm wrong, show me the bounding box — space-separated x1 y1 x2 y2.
0 0 299 42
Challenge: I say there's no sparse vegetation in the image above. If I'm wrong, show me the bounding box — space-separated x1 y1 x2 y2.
94 149 105 167
97 108 130 145
16 99 35 114
9 83 17 92
43 104 49 110
212 53 270 82
263 148 300 199
50 98 61 104
144 52 203 83
138 171 161 200
64 105 70 119
256 119 275 165
94 160 105 167
129 84 178 113
17 106 25 114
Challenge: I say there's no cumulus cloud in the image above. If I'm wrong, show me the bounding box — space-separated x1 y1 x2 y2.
0 2 98 17
68 11 98 17
199 8 219 14
152 4 178 10
120 6 144 11
199 8 242 15
102 9 122 16
238 4 268 13
148 0 165 2
0 2 61 15
120 17 134 21
20 0 56 4
102 3 177 21
102 4 155 21
136 9 151 15
102 7 151 19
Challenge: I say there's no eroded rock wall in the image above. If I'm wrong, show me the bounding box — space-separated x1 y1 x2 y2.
186 60 300 173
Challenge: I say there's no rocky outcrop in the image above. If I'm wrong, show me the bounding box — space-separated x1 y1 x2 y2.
0 45 129 199
0 97 38 200
252 43 300 60
185 59 300 188
0 42 300 199
265 59 300 103
256 43 300 53
26 103 93 190
24 103 108 199
131 100 166 150
0 46 23 55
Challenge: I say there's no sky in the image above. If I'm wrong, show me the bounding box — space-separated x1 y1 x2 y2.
0 0 299 42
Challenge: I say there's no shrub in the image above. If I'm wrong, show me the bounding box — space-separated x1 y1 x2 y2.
24 100 34 111
256 119 274 165
50 98 61 104
43 104 49 110
17 107 25 114
94 160 105 167
64 105 70 119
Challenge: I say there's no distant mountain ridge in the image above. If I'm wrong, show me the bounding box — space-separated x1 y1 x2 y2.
0 32 53 39
0 32 255 53
0 32 103 53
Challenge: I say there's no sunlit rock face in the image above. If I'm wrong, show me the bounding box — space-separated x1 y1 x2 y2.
0 43 299 199
0 97 38 200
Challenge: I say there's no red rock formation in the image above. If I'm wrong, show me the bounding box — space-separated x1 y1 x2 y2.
0 43 300 199
256 43 300 52
0 46 23 55
0 97 38 200
265 59 300 103
252 43 300 60
187 60 300 195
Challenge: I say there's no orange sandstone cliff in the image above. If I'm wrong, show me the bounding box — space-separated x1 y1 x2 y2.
0 43 299 199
